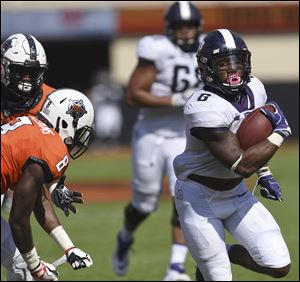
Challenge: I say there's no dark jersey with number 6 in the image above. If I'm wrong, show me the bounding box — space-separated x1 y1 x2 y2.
1 115 69 193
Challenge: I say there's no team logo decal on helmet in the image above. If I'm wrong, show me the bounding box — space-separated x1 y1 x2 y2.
38 89 95 159
66 99 87 127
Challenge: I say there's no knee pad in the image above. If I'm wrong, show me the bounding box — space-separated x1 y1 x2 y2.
171 199 181 228
132 190 160 213
124 203 150 231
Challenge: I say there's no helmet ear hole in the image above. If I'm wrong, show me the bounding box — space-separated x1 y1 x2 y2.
62 120 68 129
38 88 95 159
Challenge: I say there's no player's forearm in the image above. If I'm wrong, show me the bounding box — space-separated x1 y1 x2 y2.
34 190 75 252
127 89 172 107
9 215 34 254
235 140 279 177
33 191 61 234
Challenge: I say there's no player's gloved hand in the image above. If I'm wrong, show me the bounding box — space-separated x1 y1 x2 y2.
65 247 93 270
171 88 196 107
29 260 58 281
182 88 197 100
256 166 282 201
50 176 84 217
171 93 187 107
260 101 292 139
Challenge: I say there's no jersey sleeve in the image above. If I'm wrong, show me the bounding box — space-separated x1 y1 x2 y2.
248 75 268 105
188 111 228 128
137 35 162 62
24 149 69 183
184 93 235 129
36 138 69 182
21 124 70 183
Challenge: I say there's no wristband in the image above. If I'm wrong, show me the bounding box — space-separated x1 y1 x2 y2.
48 182 57 194
49 225 74 252
21 246 40 270
267 132 284 147
256 165 271 178
64 246 76 254
230 154 243 172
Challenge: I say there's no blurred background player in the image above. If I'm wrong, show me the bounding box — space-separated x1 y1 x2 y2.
1 33 88 280
173 29 291 281
112 2 205 281
1 89 95 281
86 69 123 151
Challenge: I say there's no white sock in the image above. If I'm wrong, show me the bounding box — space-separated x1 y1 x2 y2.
119 227 133 242
169 243 188 266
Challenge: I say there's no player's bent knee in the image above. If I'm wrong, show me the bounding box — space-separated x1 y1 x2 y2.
132 192 159 213
124 203 150 231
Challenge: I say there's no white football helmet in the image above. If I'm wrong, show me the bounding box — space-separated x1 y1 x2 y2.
38 89 95 159
1 33 48 111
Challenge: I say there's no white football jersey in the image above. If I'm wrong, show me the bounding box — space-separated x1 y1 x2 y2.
135 34 205 137
174 75 268 179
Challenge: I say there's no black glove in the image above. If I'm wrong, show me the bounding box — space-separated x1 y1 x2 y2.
50 176 84 217
66 247 93 270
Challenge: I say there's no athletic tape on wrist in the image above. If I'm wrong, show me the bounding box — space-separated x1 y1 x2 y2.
267 132 284 147
49 182 57 194
256 165 271 178
22 246 40 270
230 154 243 172
49 225 74 252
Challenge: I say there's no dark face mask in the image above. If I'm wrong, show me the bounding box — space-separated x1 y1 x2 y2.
168 22 201 53
1 62 46 113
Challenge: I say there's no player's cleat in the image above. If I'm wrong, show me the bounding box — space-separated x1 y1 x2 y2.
112 232 134 276
163 263 192 281
195 265 205 281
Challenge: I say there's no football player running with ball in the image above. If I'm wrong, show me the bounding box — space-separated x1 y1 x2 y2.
173 29 291 281
112 1 205 281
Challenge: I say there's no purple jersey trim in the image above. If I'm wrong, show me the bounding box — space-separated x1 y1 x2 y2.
203 84 256 113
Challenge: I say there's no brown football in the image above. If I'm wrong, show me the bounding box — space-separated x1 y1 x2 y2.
237 105 275 150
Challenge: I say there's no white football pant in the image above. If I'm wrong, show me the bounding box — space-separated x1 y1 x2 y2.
174 179 291 281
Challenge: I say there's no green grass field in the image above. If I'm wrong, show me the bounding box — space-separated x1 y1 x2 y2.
1 142 299 281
